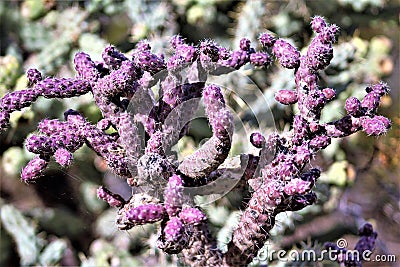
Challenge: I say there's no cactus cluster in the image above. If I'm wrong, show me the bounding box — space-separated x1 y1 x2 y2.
0 14 392 267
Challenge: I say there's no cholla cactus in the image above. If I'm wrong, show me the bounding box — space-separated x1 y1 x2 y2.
0 16 390 266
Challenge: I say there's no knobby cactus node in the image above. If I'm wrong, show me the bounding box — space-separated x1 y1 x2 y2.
0 16 390 267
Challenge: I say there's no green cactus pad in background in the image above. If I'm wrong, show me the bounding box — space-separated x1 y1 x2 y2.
0 205 42 265
38 238 67 266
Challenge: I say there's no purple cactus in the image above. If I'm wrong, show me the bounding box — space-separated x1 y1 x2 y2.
259 32 276 47
272 39 300 69
249 52 271 66
1 90 38 112
179 207 207 225
178 84 233 179
126 203 166 226
164 175 184 217
239 38 251 51
102 45 128 69
250 132 266 148
158 217 189 254
97 186 126 208
0 111 10 130
0 15 392 267
275 89 298 105
54 148 73 167
21 156 49 182
26 68 42 86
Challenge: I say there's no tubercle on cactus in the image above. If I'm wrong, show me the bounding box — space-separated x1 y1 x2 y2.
0 16 390 267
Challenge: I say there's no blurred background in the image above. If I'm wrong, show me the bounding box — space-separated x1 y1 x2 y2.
0 0 399 266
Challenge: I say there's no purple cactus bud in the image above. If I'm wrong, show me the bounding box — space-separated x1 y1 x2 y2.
259 32 276 47
306 31 334 71
97 186 126 208
367 82 389 96
127 204 166 225
250 132 266 148
311 16 327 33
249 52 271 67
179 207 207 225
272 39 300 69
221 50 249 69
162 76 181 107
21 156 49 182
203 84 225 112
345 96 362 116
239 38 251 51
54 148 73 167
134 51 166 74
0 90 38 112
309 135 331 150
175 44 197 63
164 217 185 242
102 45 128 69
322 88 335 100
73 52 100 84
359 223 374 236
27 68 42 86
355 223 377 254
284 178 312 195
319 25 339 44
275 89 298 105
96 61 139 97
164 175 184 217
361 93 380 112
170 35 184 49
25 135 55 155
361 116 391 136
158 217 189 254
200 40 220 62
135 40 151 52
0 111 10 130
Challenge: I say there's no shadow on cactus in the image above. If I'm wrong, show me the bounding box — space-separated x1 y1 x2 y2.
0 16 391 266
